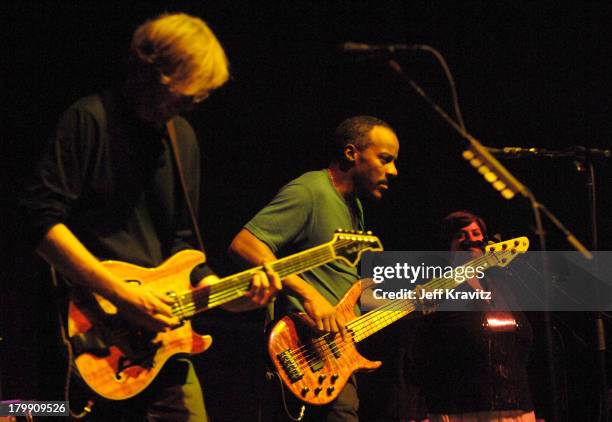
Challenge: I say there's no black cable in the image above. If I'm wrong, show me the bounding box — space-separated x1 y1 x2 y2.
50 267 95 420
270 370 305 422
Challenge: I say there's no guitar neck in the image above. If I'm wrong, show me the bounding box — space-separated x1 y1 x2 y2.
175 243 336 318
348 253 500 343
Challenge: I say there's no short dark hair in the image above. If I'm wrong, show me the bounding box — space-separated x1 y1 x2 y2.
331 115 394 162
440 210 488 246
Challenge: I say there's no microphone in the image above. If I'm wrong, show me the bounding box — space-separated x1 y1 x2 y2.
339 42 420 54
486 146 611 159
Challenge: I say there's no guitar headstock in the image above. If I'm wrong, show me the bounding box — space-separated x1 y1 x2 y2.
484 236 530 268
331 229 383 267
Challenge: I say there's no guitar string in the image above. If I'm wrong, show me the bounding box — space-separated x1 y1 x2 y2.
289 246 522 369
94 239 374 354
345 244 523 343
186 240 344 303
173 238 373 318
174 247 335 317
347 254 499 337
189 247 331 302
287 252 502 366
204 248 331 302
102 239 365 344
172 239 364 318
285 273 471 368
283 252 509 367
280 272 457 368
170 247 335 317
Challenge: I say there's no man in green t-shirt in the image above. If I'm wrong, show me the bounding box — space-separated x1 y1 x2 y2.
229 115 400 421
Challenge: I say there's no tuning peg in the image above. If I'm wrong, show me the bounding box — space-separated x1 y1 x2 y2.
337 229 343 233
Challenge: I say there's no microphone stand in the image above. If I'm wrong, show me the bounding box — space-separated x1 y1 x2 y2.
387 57 596 422
486 141 608 421
581 158 607 422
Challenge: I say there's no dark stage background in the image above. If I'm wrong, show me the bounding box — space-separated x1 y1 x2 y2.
3 1 612 421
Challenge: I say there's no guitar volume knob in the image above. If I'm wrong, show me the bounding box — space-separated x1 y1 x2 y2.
301 387 310 396
327 386 335 395
314 387 322 396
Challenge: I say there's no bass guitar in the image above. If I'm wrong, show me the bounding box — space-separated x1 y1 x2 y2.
268 236 529 405
68 229 382 400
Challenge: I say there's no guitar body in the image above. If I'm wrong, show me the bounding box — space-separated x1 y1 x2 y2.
268 280 381 405
68 249 212 400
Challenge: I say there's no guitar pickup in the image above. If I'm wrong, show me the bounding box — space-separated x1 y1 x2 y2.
304 342 324 372
277 350 304 383
324 333 341 359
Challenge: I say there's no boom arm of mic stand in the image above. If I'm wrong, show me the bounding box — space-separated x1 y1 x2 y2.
387 59 592 260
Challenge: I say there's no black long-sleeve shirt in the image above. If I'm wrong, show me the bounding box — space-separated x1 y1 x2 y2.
20 90 212 274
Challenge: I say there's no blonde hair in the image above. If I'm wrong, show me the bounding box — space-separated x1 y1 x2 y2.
131 12 229 96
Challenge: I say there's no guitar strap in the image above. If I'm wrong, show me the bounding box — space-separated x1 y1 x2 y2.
166 120 207 254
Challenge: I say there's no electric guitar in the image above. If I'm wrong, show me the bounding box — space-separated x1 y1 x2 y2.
68 230 382 400
268 236 529 405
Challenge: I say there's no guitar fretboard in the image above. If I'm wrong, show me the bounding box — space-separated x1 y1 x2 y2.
347 252 503 342
170 240 362 318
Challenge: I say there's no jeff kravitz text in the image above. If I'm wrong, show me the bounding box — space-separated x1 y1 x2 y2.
372 287 491 300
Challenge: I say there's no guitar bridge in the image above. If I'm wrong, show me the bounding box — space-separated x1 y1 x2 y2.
277 350 304 383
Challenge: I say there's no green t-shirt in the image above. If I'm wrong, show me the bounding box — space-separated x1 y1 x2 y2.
245 169 364 316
